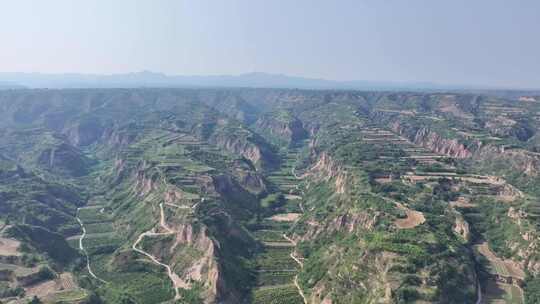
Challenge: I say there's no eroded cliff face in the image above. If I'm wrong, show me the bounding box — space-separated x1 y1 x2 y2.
388 119 540 196
472 145 540 178
209 134 268 169
390 121 473 158
308 152 351 195
106 150 256 303
63 119 105 147
307 251 396 304
36 142 91 176
453 212 470 242
254 114 308 146
485 117 534 142
144 221 223 304
504 207 540 276
132 165 161 197
101 126 138 150
293 152 397 303
300 210 379 243
231 166 266 195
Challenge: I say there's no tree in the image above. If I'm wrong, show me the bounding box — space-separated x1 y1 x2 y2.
525 276 540 304
28 296 42 304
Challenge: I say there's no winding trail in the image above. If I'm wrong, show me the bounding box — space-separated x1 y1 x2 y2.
132 203 183 300
294 276 308 304
131 199 202 301
75 208 108 284
476 278 482 304
282 233 307 304
289 162 309 304
132 230 184 300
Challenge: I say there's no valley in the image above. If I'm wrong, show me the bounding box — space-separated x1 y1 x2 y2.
0 88 539 303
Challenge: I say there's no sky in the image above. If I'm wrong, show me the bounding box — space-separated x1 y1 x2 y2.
0 0 539 88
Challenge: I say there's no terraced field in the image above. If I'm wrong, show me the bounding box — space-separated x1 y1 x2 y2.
346 122 528 302
357 125 522 204
249 146 306 304
475 242 525 281
75 205 117 283
73 128 232 302
4 89 540 303
482 278 524 304
1 230 85 303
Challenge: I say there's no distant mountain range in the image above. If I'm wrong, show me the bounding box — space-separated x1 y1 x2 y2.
0 71 537 92
0 81 26 90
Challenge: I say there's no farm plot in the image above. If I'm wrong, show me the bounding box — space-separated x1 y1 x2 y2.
84 222 115 234
475 242 525 280
256 271 297 287
0 237 21 256
78 207 112 224
44 289 88 303
394 204 426 229
482 278 523 304
253 230 287 243
82 233 122 254
251 284 304 304
247 146 306 303
256 246 299 272
0 263 39 277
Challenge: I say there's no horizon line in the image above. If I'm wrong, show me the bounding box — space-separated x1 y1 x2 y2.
1 70 539 92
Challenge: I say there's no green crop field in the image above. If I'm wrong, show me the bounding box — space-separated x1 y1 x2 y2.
78 207 112 224
84 222 114 234
251 284 304 304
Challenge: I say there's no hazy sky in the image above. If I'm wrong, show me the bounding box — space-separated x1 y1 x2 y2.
1 0 539 88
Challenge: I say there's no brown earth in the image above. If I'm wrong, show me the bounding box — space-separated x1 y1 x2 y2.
394 203 425 229
25 272 79 299
0 237 21 256
270 213 301 222
476 242 525 279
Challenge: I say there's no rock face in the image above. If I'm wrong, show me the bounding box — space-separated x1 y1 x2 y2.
309 152 351 194
122 161 249 303
301 211 379 242
390 121 473 158
485 118 534 141
254 113 308 146
453 212 470 242
216 136 261 165
146 222 222 303
388 118 540 197
64 119 105 147
102 125 138 151
473 145 540 178
210 133 276 170
36 142 90 176
232 165 266 194
503 207 540 276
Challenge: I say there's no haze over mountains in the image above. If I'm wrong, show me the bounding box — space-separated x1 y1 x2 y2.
1 71 533 91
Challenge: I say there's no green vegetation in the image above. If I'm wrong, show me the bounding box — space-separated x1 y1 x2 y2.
251 284 304 304
0 282 25 298
7 225 80 265
1 89 540 303
460 198 524 258
525 276 540 304
47 289 89 303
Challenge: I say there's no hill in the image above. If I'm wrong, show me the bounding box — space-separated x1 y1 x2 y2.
0 88 539 303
